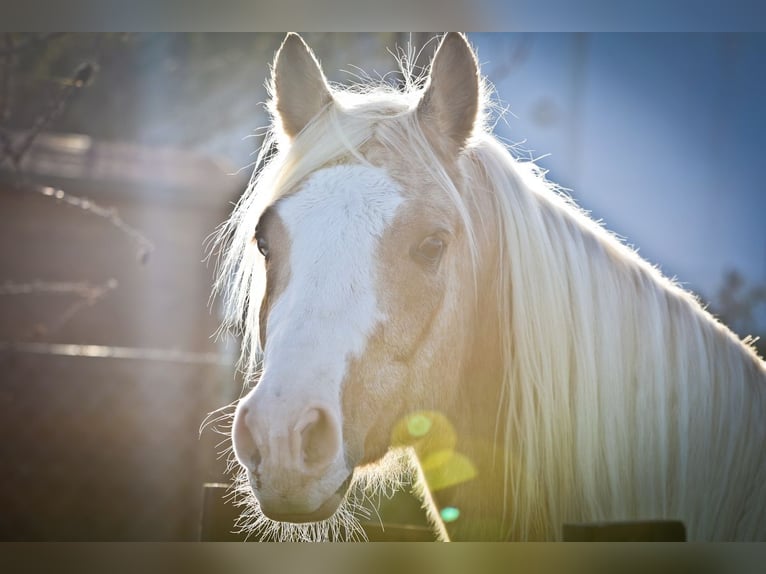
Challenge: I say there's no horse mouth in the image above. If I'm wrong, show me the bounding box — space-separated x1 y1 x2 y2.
260 473 354 524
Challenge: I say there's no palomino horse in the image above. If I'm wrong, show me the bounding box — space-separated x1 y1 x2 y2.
215 33 766 541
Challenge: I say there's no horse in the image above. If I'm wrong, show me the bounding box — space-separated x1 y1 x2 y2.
212 32 766 541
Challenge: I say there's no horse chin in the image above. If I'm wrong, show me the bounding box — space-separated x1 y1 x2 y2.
260 496 341 524
258 472 354 525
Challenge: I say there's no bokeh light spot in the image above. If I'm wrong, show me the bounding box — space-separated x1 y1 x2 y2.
440 506 460 523
407 413 432 437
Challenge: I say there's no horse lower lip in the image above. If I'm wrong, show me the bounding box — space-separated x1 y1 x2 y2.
261 474 353 524
263 495 341 524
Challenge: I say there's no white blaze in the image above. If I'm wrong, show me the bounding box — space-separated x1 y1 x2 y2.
259 163 403 419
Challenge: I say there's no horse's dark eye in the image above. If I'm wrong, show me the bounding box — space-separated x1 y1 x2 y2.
256 235 269 258
412 234 445 266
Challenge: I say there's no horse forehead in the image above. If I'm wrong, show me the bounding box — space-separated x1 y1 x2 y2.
276 164 404 252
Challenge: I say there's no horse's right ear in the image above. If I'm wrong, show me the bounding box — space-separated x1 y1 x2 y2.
272 33 332 139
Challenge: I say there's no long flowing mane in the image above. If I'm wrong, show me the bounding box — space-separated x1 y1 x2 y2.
214 36 766 540
471 136 766 539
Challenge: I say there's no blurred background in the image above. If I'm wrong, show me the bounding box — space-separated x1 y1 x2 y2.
0 33 763 541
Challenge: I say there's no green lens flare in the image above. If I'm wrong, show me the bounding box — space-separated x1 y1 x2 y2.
440 506 460 523
407 413 432 437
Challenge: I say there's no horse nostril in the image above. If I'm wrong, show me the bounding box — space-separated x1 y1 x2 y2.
250 446 262 470
233 404 262 473
297 407 339 469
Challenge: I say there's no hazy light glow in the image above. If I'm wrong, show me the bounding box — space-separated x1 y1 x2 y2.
440 506 460 523
407 413 433 437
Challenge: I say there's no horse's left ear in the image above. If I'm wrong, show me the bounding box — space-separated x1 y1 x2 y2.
272 33 333 139
417 33 480 151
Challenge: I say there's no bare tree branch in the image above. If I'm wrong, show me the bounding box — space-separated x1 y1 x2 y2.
0 277 118 364
40 277 118 337
34 184 154 263
0 34 153 263
0 61 97 172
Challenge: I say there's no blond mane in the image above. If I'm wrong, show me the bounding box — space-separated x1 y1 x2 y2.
469 134 766 539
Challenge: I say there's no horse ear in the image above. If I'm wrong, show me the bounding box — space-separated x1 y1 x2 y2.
272 33 332 139
417 33 480 151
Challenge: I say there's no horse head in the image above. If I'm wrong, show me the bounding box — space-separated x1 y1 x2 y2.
230 33 489 525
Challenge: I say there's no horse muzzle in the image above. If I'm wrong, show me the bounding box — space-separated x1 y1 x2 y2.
232 392 352 523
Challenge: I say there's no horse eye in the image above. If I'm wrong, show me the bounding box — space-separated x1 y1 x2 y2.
412 234 445 266
256 235 269 258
